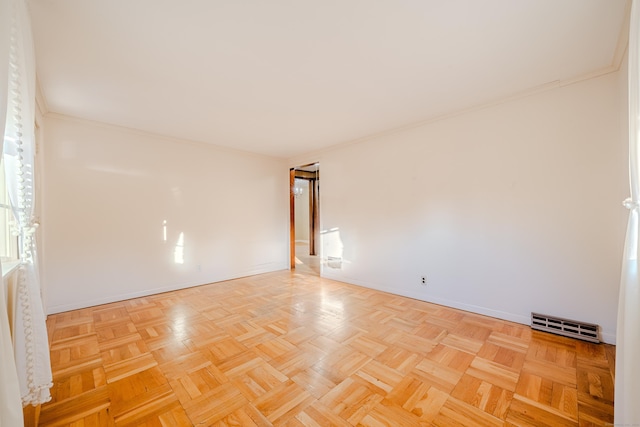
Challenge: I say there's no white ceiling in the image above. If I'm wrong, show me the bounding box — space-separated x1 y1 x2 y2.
28 0 629 159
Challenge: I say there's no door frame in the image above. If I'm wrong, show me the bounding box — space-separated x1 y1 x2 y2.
289 168 296 269
290 163 319 270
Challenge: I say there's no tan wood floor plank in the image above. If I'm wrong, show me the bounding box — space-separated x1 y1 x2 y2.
433 396 505 427
39 270 615 426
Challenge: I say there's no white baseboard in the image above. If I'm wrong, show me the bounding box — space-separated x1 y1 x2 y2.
321 272 616 345
46 263 288 314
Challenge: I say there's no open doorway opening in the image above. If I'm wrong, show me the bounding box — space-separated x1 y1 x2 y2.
290 163 320 275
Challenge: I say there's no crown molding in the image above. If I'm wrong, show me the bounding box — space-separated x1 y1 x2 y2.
44 112 287 162
35 76 49 117
612 0 632 71
289 62 624 166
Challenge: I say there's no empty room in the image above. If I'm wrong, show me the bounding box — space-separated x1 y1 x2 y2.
1 0 638 426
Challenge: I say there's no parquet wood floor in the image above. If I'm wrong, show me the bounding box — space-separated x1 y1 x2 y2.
38 270 615 426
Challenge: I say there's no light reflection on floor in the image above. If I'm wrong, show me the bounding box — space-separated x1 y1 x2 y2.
294 242 320 276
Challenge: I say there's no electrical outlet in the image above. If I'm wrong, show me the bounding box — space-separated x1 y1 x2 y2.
421 276 426 285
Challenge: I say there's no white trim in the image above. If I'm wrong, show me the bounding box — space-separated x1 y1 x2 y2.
611 0 633 71
45 113 285 161
35 78 48 117
2 261 20 279
288 64 626 168
46 264 288 314
321 272 617 345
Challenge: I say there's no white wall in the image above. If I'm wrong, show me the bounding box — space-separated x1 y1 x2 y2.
292 71 627 344
42 115 289 313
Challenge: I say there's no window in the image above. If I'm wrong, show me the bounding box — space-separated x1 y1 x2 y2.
0 158 18 262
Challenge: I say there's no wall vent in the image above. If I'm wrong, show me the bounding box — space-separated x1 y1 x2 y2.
531 312 599 343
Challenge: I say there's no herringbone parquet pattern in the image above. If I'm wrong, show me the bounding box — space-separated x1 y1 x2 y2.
38 270 615 426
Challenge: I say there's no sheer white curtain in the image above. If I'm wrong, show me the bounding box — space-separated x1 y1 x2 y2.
2 0 52 408
616 0 640 423
0 0 26 424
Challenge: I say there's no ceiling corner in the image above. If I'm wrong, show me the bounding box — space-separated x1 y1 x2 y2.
35 76 49 116
612 0 632 70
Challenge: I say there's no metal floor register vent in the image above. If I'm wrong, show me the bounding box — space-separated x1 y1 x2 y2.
531 312 599 343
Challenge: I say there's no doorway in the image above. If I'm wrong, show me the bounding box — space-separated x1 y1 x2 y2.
290 163 320 274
